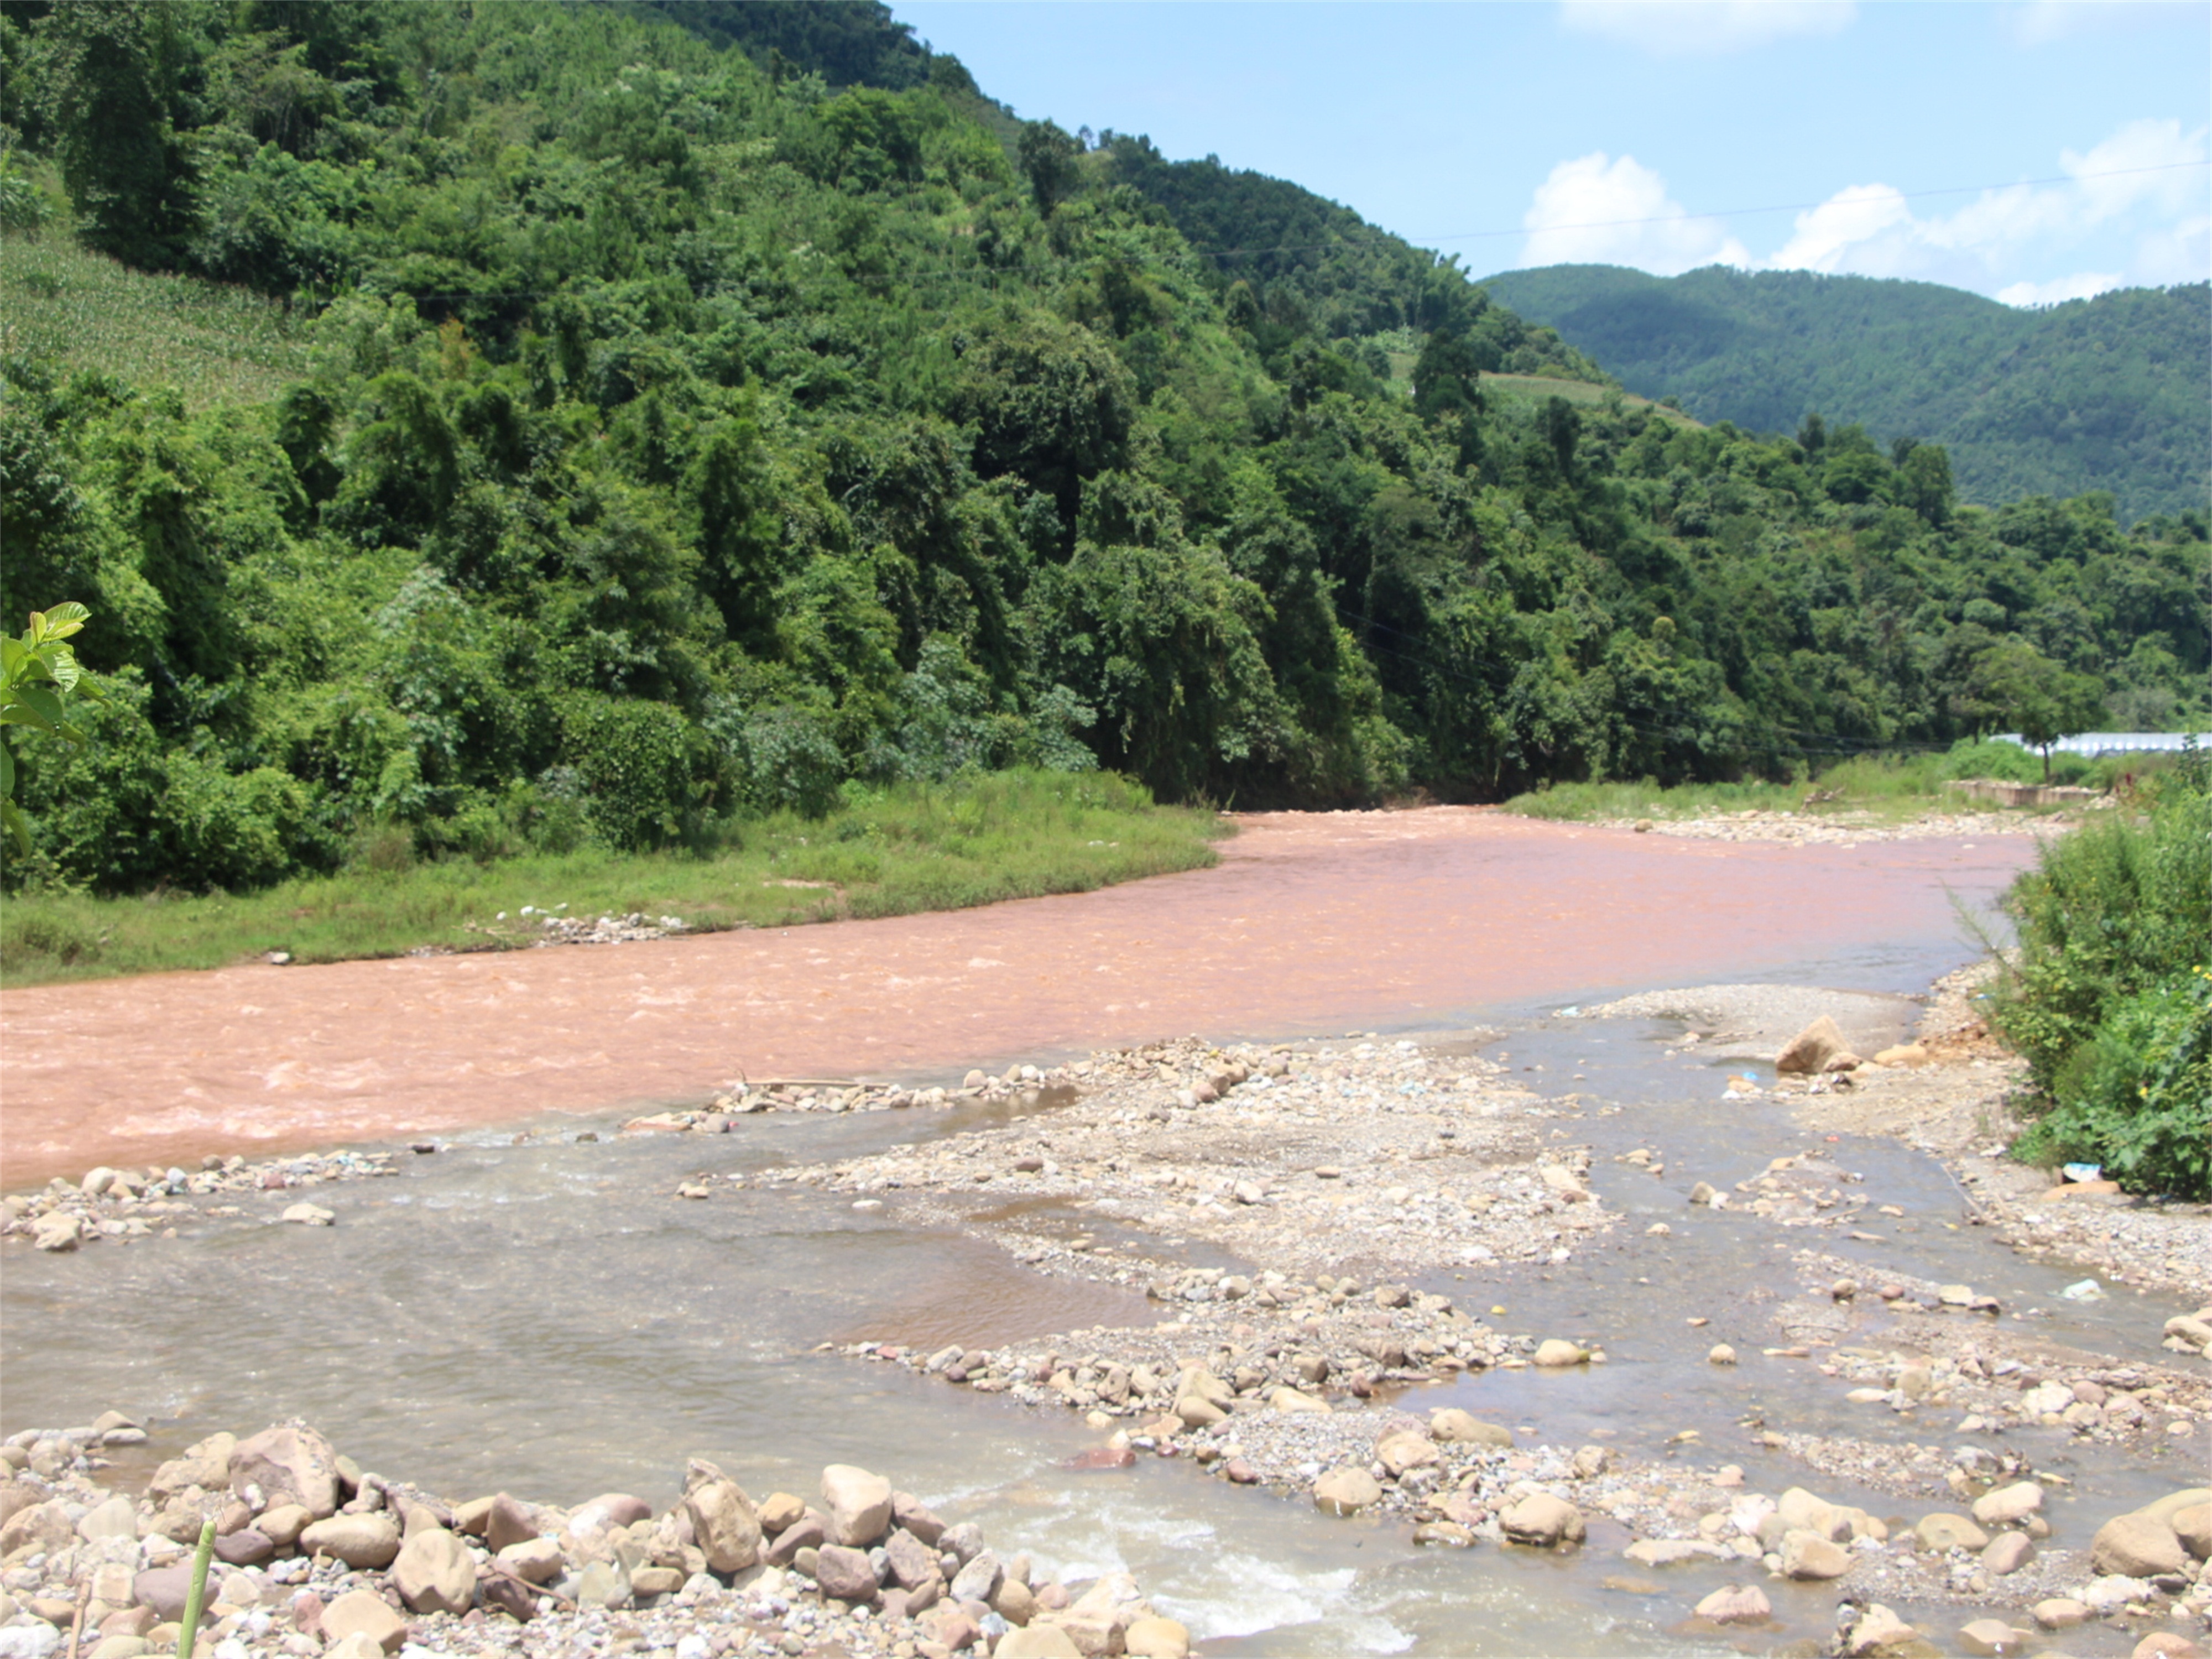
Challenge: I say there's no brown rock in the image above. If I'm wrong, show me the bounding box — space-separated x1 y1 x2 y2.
2131 1635 2205 1659
1124 1615 1192 1658
1844 1605 1922 1655
1956 1618 2028 1656
1501 1493 1584 1548
885 1528 940 1590
813 1543 879 1603
149 1433 236 1502
764 1514 823 1566
1777 1015 1848 1074
300 1513 401 1569
2172 1502 2211 1561
682 1470 761 1574
2 1499 75 1557
319 1589 408 1655
229 1423 345 1519
494 1537 563 1584
890 1490 945 1545
132 1566 206 1624
484 1493 536 1554
1972 1481 2043 1527
258 1503 311 1547
213 1527 275 1566
820 1464 893 1548
1374 1430 1439 1478
1694 1584 1772 1624
2031 1598 2091 1629
392 1526 474 1616
565 1493 651 1544
1913 1512 1989 1552
1780 1528 1850 1579
2093 1511 2187 1578
758 1492 807 1535
1429 1408 1513 1447
991 1627 1078 1658
1312 1467 1383 1516
1980 1531 2034 1575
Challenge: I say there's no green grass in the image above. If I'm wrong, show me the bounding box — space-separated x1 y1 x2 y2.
0 236 311 407
1478 373 1703 426
0 770 1228 988
1499 742 2157 825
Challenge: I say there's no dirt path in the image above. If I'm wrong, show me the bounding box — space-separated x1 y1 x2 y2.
0 808 2039 1188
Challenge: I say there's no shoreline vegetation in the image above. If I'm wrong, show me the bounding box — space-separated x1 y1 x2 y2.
0 770 1226 990
1500 736 2174 829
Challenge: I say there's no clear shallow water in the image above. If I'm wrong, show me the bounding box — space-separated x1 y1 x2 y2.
4 833 2182 1656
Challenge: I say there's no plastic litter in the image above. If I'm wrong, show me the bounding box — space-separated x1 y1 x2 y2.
2059 1279 2106 1301
2062 1162 2103 1183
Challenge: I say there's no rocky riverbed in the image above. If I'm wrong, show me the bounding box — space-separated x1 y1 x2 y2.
1573 806 2084 844
0 1421 1190 1659
8 954 2210 1658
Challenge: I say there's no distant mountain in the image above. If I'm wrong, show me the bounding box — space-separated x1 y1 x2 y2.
1477 265 2211 522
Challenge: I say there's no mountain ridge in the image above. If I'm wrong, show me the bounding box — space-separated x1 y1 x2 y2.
1476 263 2211 521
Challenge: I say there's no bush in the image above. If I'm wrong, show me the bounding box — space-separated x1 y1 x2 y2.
2015 969 2211 1198
1995 747 2211 1197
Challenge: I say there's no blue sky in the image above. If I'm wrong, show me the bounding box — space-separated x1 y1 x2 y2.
892 1 2211 305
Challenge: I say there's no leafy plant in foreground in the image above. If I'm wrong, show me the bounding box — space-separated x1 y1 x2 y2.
1 602 103 854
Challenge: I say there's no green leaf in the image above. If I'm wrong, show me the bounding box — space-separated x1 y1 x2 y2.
0 797 27 858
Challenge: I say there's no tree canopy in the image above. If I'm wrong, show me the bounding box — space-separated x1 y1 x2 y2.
0 0 2203 896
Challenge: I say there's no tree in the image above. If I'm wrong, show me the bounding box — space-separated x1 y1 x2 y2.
2 604 106 855
1969 640 2106 780
43 0 206 268
1017 119 1082 217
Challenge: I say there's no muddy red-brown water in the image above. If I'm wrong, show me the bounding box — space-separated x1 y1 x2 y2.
0 808 2038 1188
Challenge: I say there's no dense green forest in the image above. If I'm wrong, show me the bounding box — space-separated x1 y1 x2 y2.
1479 264 2212 523
0 0 2205 898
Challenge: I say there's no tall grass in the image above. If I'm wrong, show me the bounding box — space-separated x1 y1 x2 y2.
0 237 310 406
0 770 1227 988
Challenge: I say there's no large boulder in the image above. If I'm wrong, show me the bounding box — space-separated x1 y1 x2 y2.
229 1424 345 1519
995 1629 1083 1659
2091 1512 2187 1578
392 1526 473 1616
682 1465 761 1574
494 1538 563 1584
1777 1015 1849 1074
820 1465 892 1548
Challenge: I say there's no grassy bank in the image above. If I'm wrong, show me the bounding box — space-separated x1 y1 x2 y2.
0 771 1227 989
1501 739 2163 825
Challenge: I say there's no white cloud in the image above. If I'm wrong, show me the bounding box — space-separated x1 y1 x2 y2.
1520 151 1752 273
1765 118 2209 287
1996 272 2126 307
1559 1 1855 56
2008 1 2171 48
1771 184 1912 271
1511 119 2209 297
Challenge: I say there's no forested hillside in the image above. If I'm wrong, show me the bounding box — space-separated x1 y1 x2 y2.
1 0 2204 898
1479 264 2212 523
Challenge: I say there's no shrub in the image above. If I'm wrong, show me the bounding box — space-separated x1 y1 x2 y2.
1995 745 2211 1197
